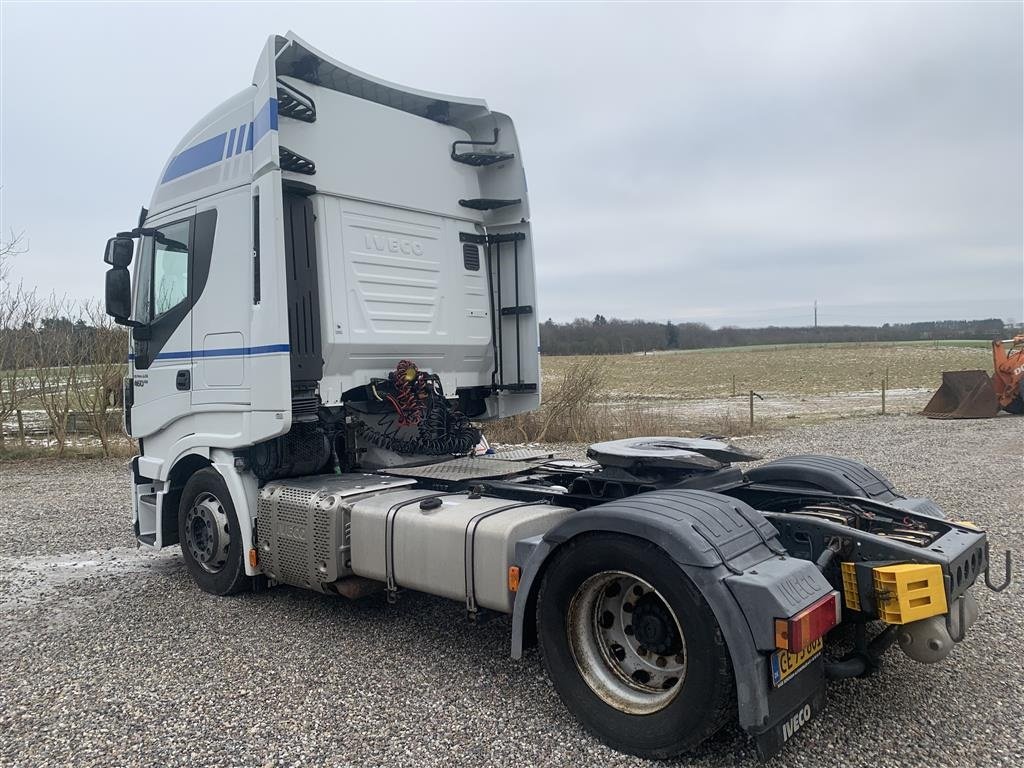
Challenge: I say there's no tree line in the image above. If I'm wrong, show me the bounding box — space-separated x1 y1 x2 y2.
539 316 1012 356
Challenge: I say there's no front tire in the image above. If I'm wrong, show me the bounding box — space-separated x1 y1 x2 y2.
178 468 251 595
536 534 734 759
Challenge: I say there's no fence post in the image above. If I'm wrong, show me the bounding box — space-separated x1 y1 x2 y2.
731 373 736 397
881 377 886 415
749 390 764 430
16 410 25 446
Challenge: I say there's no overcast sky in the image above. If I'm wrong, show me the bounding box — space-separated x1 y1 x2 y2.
2 1 1021 327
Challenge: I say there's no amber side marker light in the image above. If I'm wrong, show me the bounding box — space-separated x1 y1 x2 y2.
248 548 259 568
775 592 841 653
508 566 521 593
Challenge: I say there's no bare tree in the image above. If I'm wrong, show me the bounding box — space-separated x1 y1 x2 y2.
0 230 37 449
72 302 128 455
28 295 84 456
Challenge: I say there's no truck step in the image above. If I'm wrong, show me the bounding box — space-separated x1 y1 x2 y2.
458 231 526 245
496 382 538 393
500 305 533 316
458 198 522 211
276 80 317 123
451 151 515 167
279 146 316 175
291 391 320 422
451 128 515 167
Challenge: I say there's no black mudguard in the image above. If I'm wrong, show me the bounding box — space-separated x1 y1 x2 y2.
510 489 833 757
744 455 900 501
740 454 945 519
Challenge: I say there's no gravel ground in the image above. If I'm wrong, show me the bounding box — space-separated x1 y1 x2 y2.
1 415 1022 767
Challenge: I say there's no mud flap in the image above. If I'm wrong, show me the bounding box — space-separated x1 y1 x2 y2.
752 656 827 761
922 370 999 419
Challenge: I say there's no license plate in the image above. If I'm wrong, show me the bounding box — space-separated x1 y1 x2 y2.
770 638 823 687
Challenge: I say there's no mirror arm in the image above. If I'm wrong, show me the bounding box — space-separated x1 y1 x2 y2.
114 317 146 329
117 227 159 239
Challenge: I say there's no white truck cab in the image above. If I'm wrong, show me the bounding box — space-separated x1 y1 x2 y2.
106 33 539 552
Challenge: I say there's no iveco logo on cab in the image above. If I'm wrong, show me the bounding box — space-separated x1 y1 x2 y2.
364 233 424 256
782 705 813 742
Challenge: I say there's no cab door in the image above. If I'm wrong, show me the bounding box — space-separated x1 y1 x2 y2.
128 209 208 438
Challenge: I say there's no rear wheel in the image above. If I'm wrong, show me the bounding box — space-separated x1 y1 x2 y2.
537 534 734 759
178 468 251 595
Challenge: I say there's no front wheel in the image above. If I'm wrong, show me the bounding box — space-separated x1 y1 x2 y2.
178 468 252 595
536 534 734 759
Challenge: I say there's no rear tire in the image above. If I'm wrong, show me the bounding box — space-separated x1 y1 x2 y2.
178 468 252 596
536 533 734 759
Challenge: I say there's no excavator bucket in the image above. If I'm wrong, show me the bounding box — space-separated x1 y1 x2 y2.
921 370 1000 419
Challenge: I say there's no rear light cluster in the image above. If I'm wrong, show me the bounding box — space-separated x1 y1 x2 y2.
775 592 841 653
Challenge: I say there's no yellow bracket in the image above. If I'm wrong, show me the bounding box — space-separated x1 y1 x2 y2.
840 562 861 611
873 563 947 624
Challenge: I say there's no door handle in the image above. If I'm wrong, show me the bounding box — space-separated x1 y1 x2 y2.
176 369 191 391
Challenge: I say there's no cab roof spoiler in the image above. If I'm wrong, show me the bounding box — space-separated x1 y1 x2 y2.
267 32 491 127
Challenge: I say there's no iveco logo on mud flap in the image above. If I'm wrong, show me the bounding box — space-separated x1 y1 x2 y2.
782 705 813 742
364 233 424 256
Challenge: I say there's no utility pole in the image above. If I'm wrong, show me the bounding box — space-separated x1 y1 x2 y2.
813 300 818 329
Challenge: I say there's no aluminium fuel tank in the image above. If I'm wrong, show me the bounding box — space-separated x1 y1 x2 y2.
349 490 575 613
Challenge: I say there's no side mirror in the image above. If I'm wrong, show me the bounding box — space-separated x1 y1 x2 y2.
104 237 135 267
105 267 132 321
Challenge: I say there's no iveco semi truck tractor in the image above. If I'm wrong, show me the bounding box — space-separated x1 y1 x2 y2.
103 32 1010 760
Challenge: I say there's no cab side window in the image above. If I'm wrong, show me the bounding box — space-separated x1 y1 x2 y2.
152 220 191 318
129 210 215 371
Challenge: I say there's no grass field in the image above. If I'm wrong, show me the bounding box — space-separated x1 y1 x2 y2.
540 341 993 401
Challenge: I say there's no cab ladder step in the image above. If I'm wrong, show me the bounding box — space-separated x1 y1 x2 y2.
458 198 522 211
451 128 515 167
276 79 317 123
500 305 533 316
279 146 316 175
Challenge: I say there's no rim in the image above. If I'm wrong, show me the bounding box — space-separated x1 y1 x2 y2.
566 570 687 715
184 491 230 574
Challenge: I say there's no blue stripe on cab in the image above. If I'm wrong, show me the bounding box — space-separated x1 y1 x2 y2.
161 133 230 183
189 343 290 359
253 98 279 145
128 343 290 362
159 98 277 185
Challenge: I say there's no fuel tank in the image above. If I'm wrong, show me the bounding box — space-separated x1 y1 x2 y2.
349 490 574 613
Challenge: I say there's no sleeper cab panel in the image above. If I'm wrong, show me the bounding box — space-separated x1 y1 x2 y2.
349 491 574 613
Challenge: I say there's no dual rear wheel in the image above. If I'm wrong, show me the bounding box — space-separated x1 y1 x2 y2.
536 534 734 759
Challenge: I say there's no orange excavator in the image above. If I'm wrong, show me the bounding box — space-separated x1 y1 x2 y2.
922 336 1024 418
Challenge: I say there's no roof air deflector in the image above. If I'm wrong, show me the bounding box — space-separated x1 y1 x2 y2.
274 32 490 126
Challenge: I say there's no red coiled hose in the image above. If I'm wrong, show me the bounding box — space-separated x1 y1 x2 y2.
390 359 425 426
